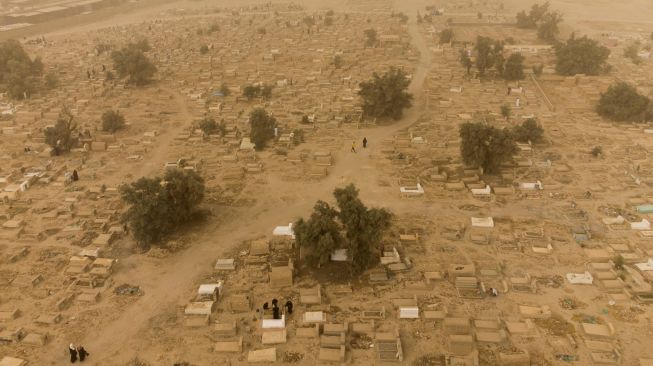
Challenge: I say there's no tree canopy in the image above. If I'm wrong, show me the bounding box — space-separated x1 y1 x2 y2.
364 29 379 47
512 118 544 143
516 2 562 42
121 170 205 247
503 53 525 80
101 110 126 133
439 29 454 44
596 82 651 122
44 108 77 155
358 67 413 120
249 108 277 150
0 39 44 99
111 42 157 86
474 36 504 76
554 35 610 76
242 84 273 100
459 122 516 174
294 184 392 275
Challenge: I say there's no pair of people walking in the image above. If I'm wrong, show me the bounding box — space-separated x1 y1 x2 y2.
69 344 89 363
351 137 368 153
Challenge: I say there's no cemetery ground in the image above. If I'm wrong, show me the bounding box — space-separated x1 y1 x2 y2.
2 0 653 365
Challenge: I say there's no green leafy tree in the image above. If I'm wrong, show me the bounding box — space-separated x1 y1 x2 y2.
334 184 392 275
516 2 550 28
624 43 641 64
364 29 378 47
512 118 544 143
45 72 59 89
554 35 610 76
537 11 562 41
44 107 77 154
249 108 277 150
294 201 343 268
358 67 413 120
596 82 651 122
474 36 504 76
460 50 473 75
111 43 157 85
439 29 454 44
121 170 204 247
219 82 230 97
459 122 516 174
503 52 525 80
332 55 343 69
500 104 511 120
101 110 126 133
198 117 217 135
0 39 43 99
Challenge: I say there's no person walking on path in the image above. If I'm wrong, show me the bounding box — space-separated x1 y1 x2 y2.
362 137 368 148
351 141 356 153
77 346 89 362
69 344 78 363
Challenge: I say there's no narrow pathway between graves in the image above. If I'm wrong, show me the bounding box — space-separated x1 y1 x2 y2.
46 9 436 366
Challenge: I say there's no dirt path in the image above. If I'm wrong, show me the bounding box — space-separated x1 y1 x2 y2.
33 10 434 365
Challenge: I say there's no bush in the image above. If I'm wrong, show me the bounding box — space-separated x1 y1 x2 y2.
512 118 544 143
591 146 602 157
459 122 516 174
111 42 156 85
198 117 218 135
332 55 343 69
121 170 204 247
532 64 544 76
219 82 230 97
242 84 273 100
555 35 610 76
596 82 651 122
439 29 454 44
249 108 277 150
292 129 305 145
358 67 413 120
624 43 641 64
44 107 77 154
199 45 209 54
101 110 126 133
294 201 343 268
500 104 511 120
503 53 524 80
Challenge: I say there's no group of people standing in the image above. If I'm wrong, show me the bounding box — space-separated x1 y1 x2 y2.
68 344 89 363
261 298 294 320
351 137 368 153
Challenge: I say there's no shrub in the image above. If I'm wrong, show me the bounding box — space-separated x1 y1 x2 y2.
596 82 651 122
101 110 126 133
512 118 544 143
555 35 610 76
249 108 277 150
358 67 413 120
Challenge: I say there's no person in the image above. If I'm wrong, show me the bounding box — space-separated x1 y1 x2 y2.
263 302 269 311
271 298 278 307
285 300 293 315
72 170 79 181
351 142 356 153
77 346 89 362
362 137 367 148
490 288 498 297
272 304 280 320
69 343 78 363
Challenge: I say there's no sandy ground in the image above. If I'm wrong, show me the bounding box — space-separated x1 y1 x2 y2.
3 0 653 364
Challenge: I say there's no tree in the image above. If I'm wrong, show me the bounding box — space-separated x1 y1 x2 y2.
532 64 544 76
460 50 473 75
334 184 392 275
249 108 277 150
439 28 454 44
364 29 378 47
111 43 157 85
0 39 43 99
624 43 641 64
303 16 315 27
358 67 413 120
294 201 343 268
219 82 230 97
596 82 651 122
512 118 544 143
516 2 550 28
459 122 516 174
537 11 562 41
200 45 209 55
500 104 511 120
198 117 217 135
554 35 610 76
324 16 333 26
260 84 273 99
242 84 273 100
101 110 126 133
45 72 59 89
243 85 258 100
44 107 77 154
332 55 343 69
121 170 204 247
474 36 504 76
503 53 525 80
